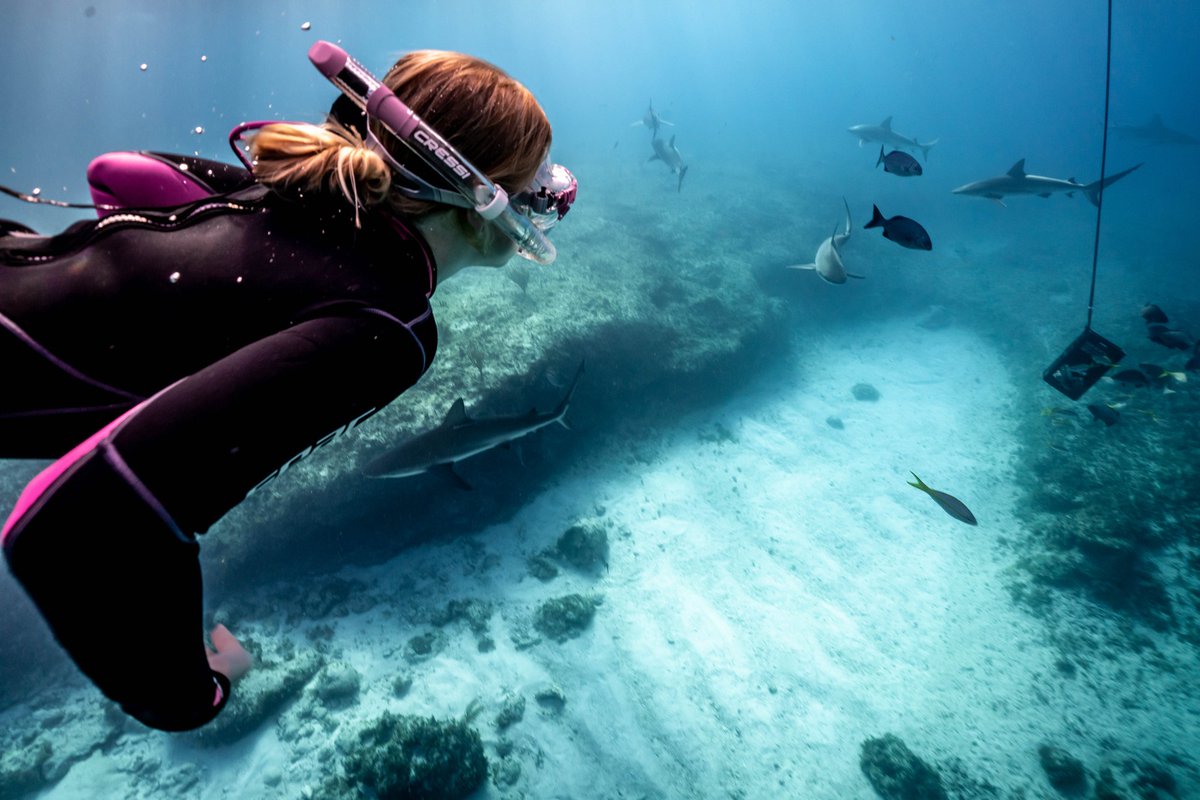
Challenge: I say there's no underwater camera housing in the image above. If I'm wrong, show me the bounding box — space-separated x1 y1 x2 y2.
1042 327 1125 400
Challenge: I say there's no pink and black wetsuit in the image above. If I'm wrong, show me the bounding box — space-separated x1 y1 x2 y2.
0 154 438 730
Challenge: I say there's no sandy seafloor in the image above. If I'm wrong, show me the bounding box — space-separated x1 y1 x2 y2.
17 314 1197 799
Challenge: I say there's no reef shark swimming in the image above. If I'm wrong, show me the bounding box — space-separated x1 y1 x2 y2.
632 99 673 137
847 116 939 161
363 360 585 488
951 159 1142 207
1110 114 1197 145
785 198 863 284
649 135 689 192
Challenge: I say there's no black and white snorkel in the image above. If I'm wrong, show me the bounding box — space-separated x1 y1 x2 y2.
308 41 559 265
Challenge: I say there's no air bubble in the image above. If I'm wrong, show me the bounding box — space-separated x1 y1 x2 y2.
139 63 148 72
169 271 181 284
300 21 312 31
193 126 205 135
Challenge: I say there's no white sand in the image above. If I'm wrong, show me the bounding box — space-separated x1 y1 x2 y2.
33 316 1199 799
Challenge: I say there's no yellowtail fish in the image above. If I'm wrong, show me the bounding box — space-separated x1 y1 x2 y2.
907 472 978 525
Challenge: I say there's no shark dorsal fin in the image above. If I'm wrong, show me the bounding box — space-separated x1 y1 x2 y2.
1006 159 1027 178
443 398 471 427
880 116 893 129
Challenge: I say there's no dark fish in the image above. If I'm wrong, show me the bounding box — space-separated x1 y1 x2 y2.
864 205 932 250
1110 368 1149 388
1147 324 1193 351
1138 363 1172 384
907 473 977 525
1087 403 1120 426
1140 303 1169 324
876 146 922 176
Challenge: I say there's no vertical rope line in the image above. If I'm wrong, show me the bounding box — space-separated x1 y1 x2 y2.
1087 0 1114 329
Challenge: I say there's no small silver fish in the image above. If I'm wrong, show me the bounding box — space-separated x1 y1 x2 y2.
876 146 922 177
907 472 977 525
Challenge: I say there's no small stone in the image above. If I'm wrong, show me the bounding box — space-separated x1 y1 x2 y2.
852 383 881 402
555 518 609 571
534 685 566 714
1038 744 1087 793
494 693 526 730
313 661 361 705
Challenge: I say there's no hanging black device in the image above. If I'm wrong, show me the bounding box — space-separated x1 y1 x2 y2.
1041 0 1126 401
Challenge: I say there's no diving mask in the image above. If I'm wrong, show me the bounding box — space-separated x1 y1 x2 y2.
309 41 572 265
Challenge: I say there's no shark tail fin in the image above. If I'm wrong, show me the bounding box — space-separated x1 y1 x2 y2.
1082 162 1142 207
917 138 939 162
677 165 688 193
552 359 586 421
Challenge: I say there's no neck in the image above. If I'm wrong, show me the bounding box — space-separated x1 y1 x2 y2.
411 208 518 281
412 211 476 282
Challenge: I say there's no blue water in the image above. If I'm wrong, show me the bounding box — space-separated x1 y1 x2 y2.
2 2 1198 798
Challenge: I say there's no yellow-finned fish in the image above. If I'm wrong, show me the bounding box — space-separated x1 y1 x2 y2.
907 472 978 525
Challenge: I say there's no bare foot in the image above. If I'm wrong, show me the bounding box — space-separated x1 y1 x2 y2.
205 624 252 682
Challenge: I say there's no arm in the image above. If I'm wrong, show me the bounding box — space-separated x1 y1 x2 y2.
3 309 432 730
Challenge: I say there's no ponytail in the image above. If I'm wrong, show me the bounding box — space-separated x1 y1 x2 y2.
248 121 392 214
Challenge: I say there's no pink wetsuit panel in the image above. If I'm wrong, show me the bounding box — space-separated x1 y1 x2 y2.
1 402 144 543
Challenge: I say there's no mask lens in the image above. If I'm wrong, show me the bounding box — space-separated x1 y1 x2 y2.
515 163 576 231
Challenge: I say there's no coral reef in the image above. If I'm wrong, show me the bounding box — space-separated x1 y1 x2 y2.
1012 371 1200 641
533 593 598 642
320 712 487 800
189 637 324 747
430 598 495 651
552 517 610 572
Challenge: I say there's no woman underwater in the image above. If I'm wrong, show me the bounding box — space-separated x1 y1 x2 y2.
0 42 576 731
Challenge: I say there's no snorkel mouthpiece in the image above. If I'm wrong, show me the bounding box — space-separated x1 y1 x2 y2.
307 41 557 264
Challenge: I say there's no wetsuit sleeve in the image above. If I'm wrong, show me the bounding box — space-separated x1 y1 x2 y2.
2 310 432 731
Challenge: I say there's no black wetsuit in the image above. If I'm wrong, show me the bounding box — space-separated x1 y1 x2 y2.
0 158 438 730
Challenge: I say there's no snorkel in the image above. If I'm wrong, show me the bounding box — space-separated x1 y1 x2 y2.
307 41 557 265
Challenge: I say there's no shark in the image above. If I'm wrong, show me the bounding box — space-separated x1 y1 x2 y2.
632 99 673 137
649 135 689 192
952 159 1142 207
785 198 863 284
1111 114 1197 145
848 116 939 161
363 360 585 488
